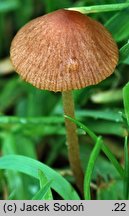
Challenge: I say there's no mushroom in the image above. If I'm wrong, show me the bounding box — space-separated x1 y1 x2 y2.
10 9 118 193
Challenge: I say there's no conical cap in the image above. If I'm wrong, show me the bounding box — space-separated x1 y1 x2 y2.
10 9 118 92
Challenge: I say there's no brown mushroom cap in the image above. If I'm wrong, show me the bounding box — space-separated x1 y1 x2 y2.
10 9 118 92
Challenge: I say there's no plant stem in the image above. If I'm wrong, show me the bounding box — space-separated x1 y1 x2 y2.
62 91 84 193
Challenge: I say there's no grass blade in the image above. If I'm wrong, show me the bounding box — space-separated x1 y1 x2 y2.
7 190 16 200
84 136 102 200
120 42 129 64
76 109 123 122
32 181 52 200
0 0 20 13
38 170 53 200
124 136 129 200
64 115 96 141
0 155 80 200
67 3 129 14
65 115 124 178
0 115 63 125
123 82 129 126
105 9 129 42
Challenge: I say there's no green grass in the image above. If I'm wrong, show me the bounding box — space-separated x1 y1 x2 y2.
84 136 102 200
0 0 129 200
124 136 129 199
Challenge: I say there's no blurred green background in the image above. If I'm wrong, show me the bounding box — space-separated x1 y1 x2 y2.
0 0 129 200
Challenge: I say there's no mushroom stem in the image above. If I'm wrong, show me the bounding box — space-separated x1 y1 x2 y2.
62 90 84 193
